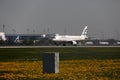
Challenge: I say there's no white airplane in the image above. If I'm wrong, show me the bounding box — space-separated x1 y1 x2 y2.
0 32 6 41
52 26 88 45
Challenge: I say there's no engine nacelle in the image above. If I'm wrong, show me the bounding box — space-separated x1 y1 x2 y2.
72 41 77 45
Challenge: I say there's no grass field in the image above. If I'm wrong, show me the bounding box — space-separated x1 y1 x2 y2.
0 47 120 61
0 47 120 80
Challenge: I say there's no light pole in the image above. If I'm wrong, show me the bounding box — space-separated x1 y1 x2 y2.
3 24 5 32
27 28 30 34
12 29 16 34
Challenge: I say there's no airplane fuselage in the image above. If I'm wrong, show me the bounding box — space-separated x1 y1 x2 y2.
53 35 86 41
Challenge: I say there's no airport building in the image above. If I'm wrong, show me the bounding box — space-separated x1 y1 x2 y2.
6 34 42 41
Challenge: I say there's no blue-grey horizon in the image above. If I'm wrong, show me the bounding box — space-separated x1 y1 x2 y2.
0 0 120 39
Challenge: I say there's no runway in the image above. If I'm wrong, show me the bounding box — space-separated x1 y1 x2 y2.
0 46 120 48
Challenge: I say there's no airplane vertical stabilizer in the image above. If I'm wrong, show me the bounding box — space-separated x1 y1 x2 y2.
14 36 20 43
80 26 88 39
81 26 88 35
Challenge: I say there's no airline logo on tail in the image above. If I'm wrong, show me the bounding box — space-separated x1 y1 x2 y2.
14 36 20 43
81 26 88 36
80 26 88 39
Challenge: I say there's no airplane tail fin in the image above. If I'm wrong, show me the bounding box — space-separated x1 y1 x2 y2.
14 36 20 43
81 26 88 39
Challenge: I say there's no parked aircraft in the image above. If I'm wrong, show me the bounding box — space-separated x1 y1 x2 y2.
14 36 23 43
52 26 88 46
0 32 6 41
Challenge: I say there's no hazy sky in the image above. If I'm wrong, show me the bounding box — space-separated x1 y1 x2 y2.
0 0 120 39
